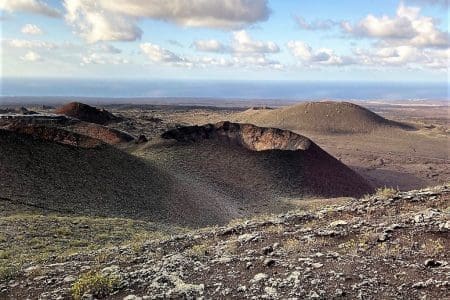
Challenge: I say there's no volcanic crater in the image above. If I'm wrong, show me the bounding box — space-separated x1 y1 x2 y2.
162 121 312 151
159 121 374 199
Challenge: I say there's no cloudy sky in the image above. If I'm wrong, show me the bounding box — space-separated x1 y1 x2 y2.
1 0 448 81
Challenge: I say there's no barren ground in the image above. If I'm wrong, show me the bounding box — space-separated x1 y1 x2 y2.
0 99 448 299
105 101 449 191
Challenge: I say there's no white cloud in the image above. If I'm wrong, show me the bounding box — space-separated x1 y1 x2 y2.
140 41 282 69
354 45 449 69
63 0 270 43
343 3 449 48
81 43 126 65
21 24 42 35
21 51 41 62
94 44 122 54
294 16 338 31
0 0 60 17
64 0 142 43
232 54 283 69
287 41 354 66
3 38 57 49
81 53 128 65
140 43 186 63
232 30 279 54
188 31 281 69
193 39 227 52
193 31 279 55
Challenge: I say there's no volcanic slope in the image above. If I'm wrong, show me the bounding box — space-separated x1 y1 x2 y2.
55 102 123 125
0 128 247 227
139 122 373 203
234 101 413 134
0 120 372 227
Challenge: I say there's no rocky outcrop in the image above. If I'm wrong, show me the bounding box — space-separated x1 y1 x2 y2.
55 102 122 125
3 185 448 299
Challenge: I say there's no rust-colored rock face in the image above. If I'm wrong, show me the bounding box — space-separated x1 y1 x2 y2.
55 102 122 125
162 121 312 151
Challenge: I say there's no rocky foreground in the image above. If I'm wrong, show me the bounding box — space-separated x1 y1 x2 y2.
2 186 449 299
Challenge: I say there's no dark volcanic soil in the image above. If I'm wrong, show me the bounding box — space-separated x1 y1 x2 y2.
0 129 238 226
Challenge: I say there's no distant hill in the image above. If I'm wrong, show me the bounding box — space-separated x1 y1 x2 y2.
55 102 123 125
235 101 413 134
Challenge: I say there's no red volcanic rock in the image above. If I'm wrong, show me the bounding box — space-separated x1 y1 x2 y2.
163 121 312 151
55 102 122 125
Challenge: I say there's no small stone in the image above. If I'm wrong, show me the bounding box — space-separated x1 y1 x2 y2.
311 262 323 269
424 259 442 268
262 245 273 255
24 266 40 274
81 294 94 300
264 258 276 267
264 286 278 297
33 276 47 281
80 266 91 272
385 224 401 232
238 233 258 243
330 220 348 227
377 233 389 242
308 291 320 298
123 296 142 300
250 273 268 283
237 285 247 292
63 275 77 283
439 221 450 230
335 288 344 296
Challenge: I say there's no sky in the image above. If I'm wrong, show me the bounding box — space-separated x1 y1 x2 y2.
0 0 449 82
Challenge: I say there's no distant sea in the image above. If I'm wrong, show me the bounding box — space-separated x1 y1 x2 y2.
1 78 448 101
